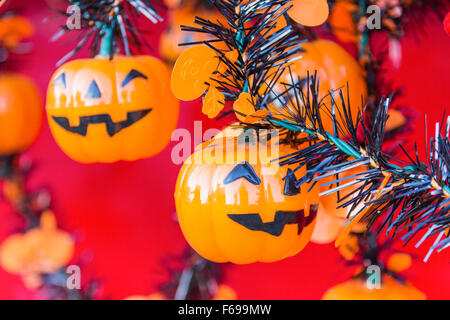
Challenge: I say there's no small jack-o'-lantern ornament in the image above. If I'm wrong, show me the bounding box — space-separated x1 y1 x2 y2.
160 5 225 64
322 274 426 300
0 73 42 154
46 55 179 163
279 40 367 133
175 126 319 264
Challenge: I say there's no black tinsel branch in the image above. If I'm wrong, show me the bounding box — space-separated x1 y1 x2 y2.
0 155 98 299
343 232 412 284
159 248 224 300
245 71 449 260
50 0 166 65
180 0 304 106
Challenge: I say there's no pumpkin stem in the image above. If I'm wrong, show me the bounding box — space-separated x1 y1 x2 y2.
99 25 114 58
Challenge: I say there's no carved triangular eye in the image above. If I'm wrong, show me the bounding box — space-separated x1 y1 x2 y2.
224 161 261 185
86 80 101 98
284 168 300 196
53 73 66 88
121 69 148 87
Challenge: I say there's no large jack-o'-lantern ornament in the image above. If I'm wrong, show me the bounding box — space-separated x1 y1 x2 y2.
175 126 319 264
46 55 179 163
280 40 367 133
0 73 42 154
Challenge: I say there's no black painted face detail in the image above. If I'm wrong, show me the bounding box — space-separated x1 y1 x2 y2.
53 73 66 88
284 168 300 196
121 69 148 88
52 109 152 137
227 204 318 237
86 80 102 98
224 161 261 185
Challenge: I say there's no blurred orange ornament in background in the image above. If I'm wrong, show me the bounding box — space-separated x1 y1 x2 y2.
280 40 367 133
387 253 413 273
0 211 74 279
160 5 225 64
329 0 358 43
0 14 34 49
175 126 319 264
213 285 237 300
125 293 167 300
312 166 367 244
289 0 329 27
322 275 426 300
46 55 179 163
0 73 43 154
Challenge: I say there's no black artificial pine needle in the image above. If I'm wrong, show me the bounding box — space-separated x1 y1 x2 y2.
239 68 449 257
50 0 165 65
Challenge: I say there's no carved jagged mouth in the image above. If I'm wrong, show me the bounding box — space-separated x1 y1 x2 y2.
52 109 152 137
227 204 318 237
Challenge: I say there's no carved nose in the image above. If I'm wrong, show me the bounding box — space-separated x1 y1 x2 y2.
86 80 101 98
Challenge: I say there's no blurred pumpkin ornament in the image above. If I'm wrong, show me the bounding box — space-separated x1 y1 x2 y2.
46 0 179 163
312 166 369 244
279 40 367 133
289 0 329 27
125 293 167 300
175 126 319 264
213 285 237 300
0 211 74 281
0 13 34 50
322 275 426 300
322 233 425 300
160 1 224 64
329 0 358 43
0 73 43 154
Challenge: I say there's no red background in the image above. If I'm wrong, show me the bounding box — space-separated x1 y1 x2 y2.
0 0 449 299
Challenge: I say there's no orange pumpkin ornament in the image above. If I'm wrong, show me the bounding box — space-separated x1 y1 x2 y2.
279 40 367 133
46 55 179 163
289 0 329 27
312 166 367 244
329 0 358 43
0 210 74 276
0 73 42 154
322 275 426 300
175 126 319 264
125 293 167 300
0 14 34 49
213 285 237 300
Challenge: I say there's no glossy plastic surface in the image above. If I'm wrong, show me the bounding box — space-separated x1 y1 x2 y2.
46 55 179 163
281 40 367 133
0 73 42 154
175 127 320 264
